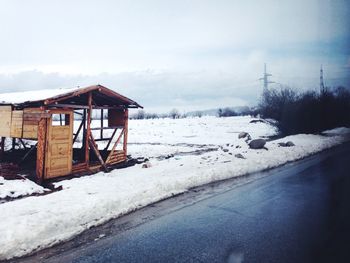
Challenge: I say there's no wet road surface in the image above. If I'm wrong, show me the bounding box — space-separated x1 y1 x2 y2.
15 142 350 263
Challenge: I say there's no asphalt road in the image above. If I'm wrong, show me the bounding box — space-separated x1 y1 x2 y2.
16 142 350 263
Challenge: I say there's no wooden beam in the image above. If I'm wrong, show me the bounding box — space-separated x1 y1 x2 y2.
100 109 103 139
49 104 127 110
104 128 118 151
94 138 113 142
92 106 126 110
74 110 83 116
85 92 92 165
88 134 108 172
105 128 125 164
90 126 123 131
82 109 86 150
48 103 90 109
0 137 5 160
73 118 84 144
36 119 47 184
123 109 128 156
20 143 37 164
18 138 27 149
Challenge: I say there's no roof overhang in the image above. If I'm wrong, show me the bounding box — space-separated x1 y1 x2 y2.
0 85 143 109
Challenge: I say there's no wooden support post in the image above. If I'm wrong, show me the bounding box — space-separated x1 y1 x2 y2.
100 109 103 139
89 134 108 172
36 119 47 184
123 109 128 157
85 92 92 165
73 118 84 144
82 109 86 150
0 137 5 160
104 128 118 151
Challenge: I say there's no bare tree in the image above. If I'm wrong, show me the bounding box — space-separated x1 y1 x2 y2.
169 108 180 119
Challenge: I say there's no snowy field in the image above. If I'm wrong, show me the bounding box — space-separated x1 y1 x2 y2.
0 116 350 260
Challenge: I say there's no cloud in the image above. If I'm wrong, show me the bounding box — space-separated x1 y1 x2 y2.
0 0 349 112
0 0 348 74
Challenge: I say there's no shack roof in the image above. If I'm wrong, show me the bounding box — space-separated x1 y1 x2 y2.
0 85 142 109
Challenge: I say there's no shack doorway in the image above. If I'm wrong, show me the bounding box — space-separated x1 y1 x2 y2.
44 110 73 179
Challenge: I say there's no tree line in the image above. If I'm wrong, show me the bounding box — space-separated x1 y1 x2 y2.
258 86 350 135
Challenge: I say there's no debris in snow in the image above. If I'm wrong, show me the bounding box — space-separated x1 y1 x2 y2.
142 162 152 168
165 154 174 159
134 157 148 164
235 153 245 159
250 119 265 124
222 148 229 152
248 139 267 149
94 233 106 241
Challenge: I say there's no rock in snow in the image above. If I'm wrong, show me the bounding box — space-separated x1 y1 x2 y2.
286 141 295 147
234 153 245 159
248 139 266 149
238 132 252 141
278 141 295 147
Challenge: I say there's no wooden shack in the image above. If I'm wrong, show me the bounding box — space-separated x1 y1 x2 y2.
0 85 142 183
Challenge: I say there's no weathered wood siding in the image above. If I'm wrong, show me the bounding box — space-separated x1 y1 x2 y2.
107 149 126 165
0 106 12 137
22 108 43 139
10 110 23 138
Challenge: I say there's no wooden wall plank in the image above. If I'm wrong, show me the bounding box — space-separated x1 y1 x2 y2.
10 110 23 138
0 106 12 137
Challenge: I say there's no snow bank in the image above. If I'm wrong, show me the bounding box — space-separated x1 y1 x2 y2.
0 117 349 260
322 127 350 135
0 177 46 199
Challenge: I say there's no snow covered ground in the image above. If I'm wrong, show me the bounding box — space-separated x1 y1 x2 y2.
0 176 47 200
0 116 349 260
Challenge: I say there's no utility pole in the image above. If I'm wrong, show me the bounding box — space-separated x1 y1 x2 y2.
320 64 325 93
259 63 274 92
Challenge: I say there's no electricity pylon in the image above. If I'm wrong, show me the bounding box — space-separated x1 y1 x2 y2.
320 64 326 93
259 63 274 92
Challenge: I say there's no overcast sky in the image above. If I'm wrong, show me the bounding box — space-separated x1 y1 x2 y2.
0 0 349 112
